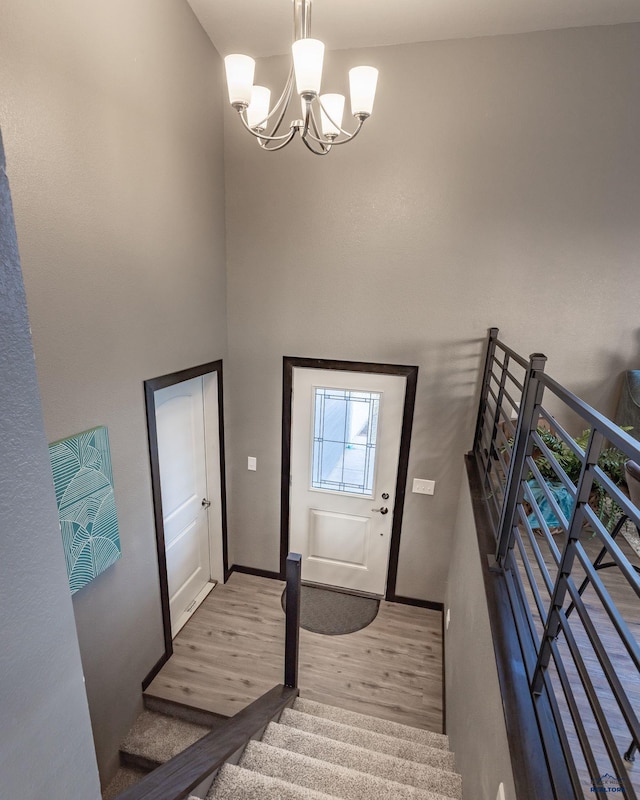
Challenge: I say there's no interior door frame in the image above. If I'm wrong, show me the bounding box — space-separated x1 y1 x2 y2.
142 360 228 688
281 357 418 601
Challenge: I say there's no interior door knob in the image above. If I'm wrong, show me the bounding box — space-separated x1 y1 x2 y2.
371 506 388 514
202 498 211 508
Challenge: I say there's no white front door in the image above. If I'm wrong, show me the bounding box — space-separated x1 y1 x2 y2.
155 375 223 636
289 368 406 595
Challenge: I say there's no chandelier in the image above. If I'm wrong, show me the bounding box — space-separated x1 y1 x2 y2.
223 0 379 155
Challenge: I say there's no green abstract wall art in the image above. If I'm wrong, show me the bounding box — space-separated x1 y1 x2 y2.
49 426 121 594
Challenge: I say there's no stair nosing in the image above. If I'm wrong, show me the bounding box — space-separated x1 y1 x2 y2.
209 762 345 799
292 697 449 749
239 739 457 800
262 721 462 798
280 707 455 768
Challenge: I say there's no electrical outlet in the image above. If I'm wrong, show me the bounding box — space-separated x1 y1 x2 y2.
413 478 435 495
496 782 506 800
248 456 257 471
446 608 451 630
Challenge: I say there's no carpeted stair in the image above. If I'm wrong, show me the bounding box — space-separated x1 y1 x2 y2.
102 698 226 799
206 697 462 800
104 696 461 800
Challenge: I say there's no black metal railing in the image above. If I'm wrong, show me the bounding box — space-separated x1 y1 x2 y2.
117 552 303 800
473 329 640 799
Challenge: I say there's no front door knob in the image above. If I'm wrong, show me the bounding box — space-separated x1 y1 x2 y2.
371 506 389 515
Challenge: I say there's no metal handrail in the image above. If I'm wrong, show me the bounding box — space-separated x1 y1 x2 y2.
472 327 640 799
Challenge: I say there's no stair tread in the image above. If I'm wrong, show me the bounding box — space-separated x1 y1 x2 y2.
293 698 449 750
239 740 458 800
102 766 148 800
208 763 342 799
262 722 462 799
280 708 455 770
120 709 210 766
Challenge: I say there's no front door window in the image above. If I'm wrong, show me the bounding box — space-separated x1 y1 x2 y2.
311 387 380 496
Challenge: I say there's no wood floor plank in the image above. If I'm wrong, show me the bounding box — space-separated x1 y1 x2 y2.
145 572 444 733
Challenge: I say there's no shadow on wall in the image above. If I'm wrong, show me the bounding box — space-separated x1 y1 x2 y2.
409 336 486 474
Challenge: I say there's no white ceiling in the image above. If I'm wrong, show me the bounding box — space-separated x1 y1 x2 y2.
188 0 640 59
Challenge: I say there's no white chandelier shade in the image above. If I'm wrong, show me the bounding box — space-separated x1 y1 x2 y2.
349 66 379 117
246 86 271 131
223 0 378 155
292 38 325 97
224 54 256 107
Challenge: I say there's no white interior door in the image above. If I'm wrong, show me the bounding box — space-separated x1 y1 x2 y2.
289 368 406 596
155 375 223 637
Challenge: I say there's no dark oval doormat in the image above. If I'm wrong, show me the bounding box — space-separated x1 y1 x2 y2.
281 584 380 636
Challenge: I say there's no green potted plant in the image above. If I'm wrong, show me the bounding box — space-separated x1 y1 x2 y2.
531 426 631 531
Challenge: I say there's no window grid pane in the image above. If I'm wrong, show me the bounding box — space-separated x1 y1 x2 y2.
311 388 380 495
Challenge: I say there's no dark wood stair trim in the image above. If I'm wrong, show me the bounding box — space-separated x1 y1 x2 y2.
143 694 229 729
115 684 299 800
119 750 162 775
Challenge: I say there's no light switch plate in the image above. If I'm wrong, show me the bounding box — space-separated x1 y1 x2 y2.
248 456 257 471
413 478 435 495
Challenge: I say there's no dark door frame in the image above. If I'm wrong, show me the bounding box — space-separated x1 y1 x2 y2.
280 356 418 601
142 360 228 689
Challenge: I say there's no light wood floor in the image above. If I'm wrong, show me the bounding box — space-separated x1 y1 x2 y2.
145 572 444 733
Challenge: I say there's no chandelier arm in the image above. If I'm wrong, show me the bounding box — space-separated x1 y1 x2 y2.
262 66 295 132
303 117 366 146
243 68 294 137
257 129 298 151
237 110 295 142
309 104 323 139
267 72 295 137
323 119 366 146
300 103 328 151
300 134 331 156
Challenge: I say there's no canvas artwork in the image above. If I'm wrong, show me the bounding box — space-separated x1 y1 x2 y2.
49 426 121 594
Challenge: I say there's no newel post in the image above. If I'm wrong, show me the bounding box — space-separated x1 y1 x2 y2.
284 552 302 689
473 327 500 454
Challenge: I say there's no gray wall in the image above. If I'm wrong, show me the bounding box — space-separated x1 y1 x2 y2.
224 23 640 600
2 5 640 789
445 467 517 800
0 0 228 783
0 132 101 799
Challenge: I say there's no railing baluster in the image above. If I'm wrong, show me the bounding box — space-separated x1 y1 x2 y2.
284 552 302 689
531 429 603 695
495 352 547 564
472 331 640 799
